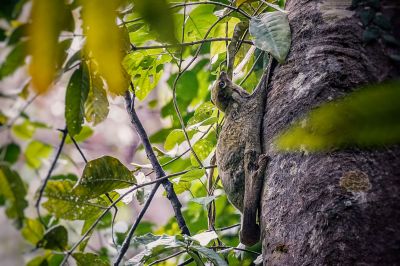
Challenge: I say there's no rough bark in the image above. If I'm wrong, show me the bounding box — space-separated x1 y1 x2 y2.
261 0 400 265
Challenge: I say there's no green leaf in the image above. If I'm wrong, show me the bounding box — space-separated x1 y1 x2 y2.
0 41 27 80
74 156 136 199
42 180 107 220
128 234 186 265
8 23 28 45
191 231 218 246
81 211 112 235
171 181 191 195
0 163 27 228
73 253 109 266
21 218 45 245
249 11 291 64
50 173 78 182
188 102 216 127
65 65 90 137
37 225 68 251
132 0 177 44
85 71 109 126
190 139 214 166
180 169 206 182
65 126 93 144
276 80 400 151
190 245 228 266
178 5 218 42
0 143 21 164
25 140 53 169
176 71 199 101
190 196 219 209
11 119 36 140
123 51 170 100
164 129 185 151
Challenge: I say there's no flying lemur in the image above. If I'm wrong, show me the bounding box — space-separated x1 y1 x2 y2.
212 71 270 246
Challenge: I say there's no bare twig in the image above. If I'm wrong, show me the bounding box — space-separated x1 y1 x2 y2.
61 163 209 265
114 90 191 265
212 245 261 256
148 250 186 266
130 38 253 51
239 51 264 86
35 127 68 228
1 94 40 131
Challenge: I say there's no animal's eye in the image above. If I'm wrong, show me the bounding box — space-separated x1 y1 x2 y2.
218 80 226 88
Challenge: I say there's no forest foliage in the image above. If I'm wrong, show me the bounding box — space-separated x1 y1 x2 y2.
0 0 399 265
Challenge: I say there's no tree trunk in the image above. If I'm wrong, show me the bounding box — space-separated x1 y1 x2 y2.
261 0 400 265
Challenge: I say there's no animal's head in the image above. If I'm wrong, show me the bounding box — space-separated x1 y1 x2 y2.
211 71 234 112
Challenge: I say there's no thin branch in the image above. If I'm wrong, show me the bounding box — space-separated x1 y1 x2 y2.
239 51 264 86
61 162 206 265
114 90 190 265
35 127 68 228
148 250 186 266
2 93 40 131
214 223 241 232
171 9 235 174
131 38 253 51
212 245 261 256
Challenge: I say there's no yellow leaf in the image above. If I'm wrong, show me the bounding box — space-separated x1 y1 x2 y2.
29 0 65 94
82 1 130 95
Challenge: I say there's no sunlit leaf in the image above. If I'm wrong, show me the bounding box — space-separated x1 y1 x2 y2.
42 180 107 220
177 5 218 42
73 253 109 266
65 65 90 137
190 195 218 208
37 225 68 251
164 129 185 151
29 0 71 93
85 71 109 126
25 140 52 169
190 139 214 166
191 231 218 246
74 156 136 199
180 169 206 182
210 17 241 58
82 0 130 95
0 163 27 228
276 80 400 151
123 51 170 100
188 102 216 127
0 41 27 80
21 218 45 245
249 11 291 64
11 119 35 140
27 254 64 266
